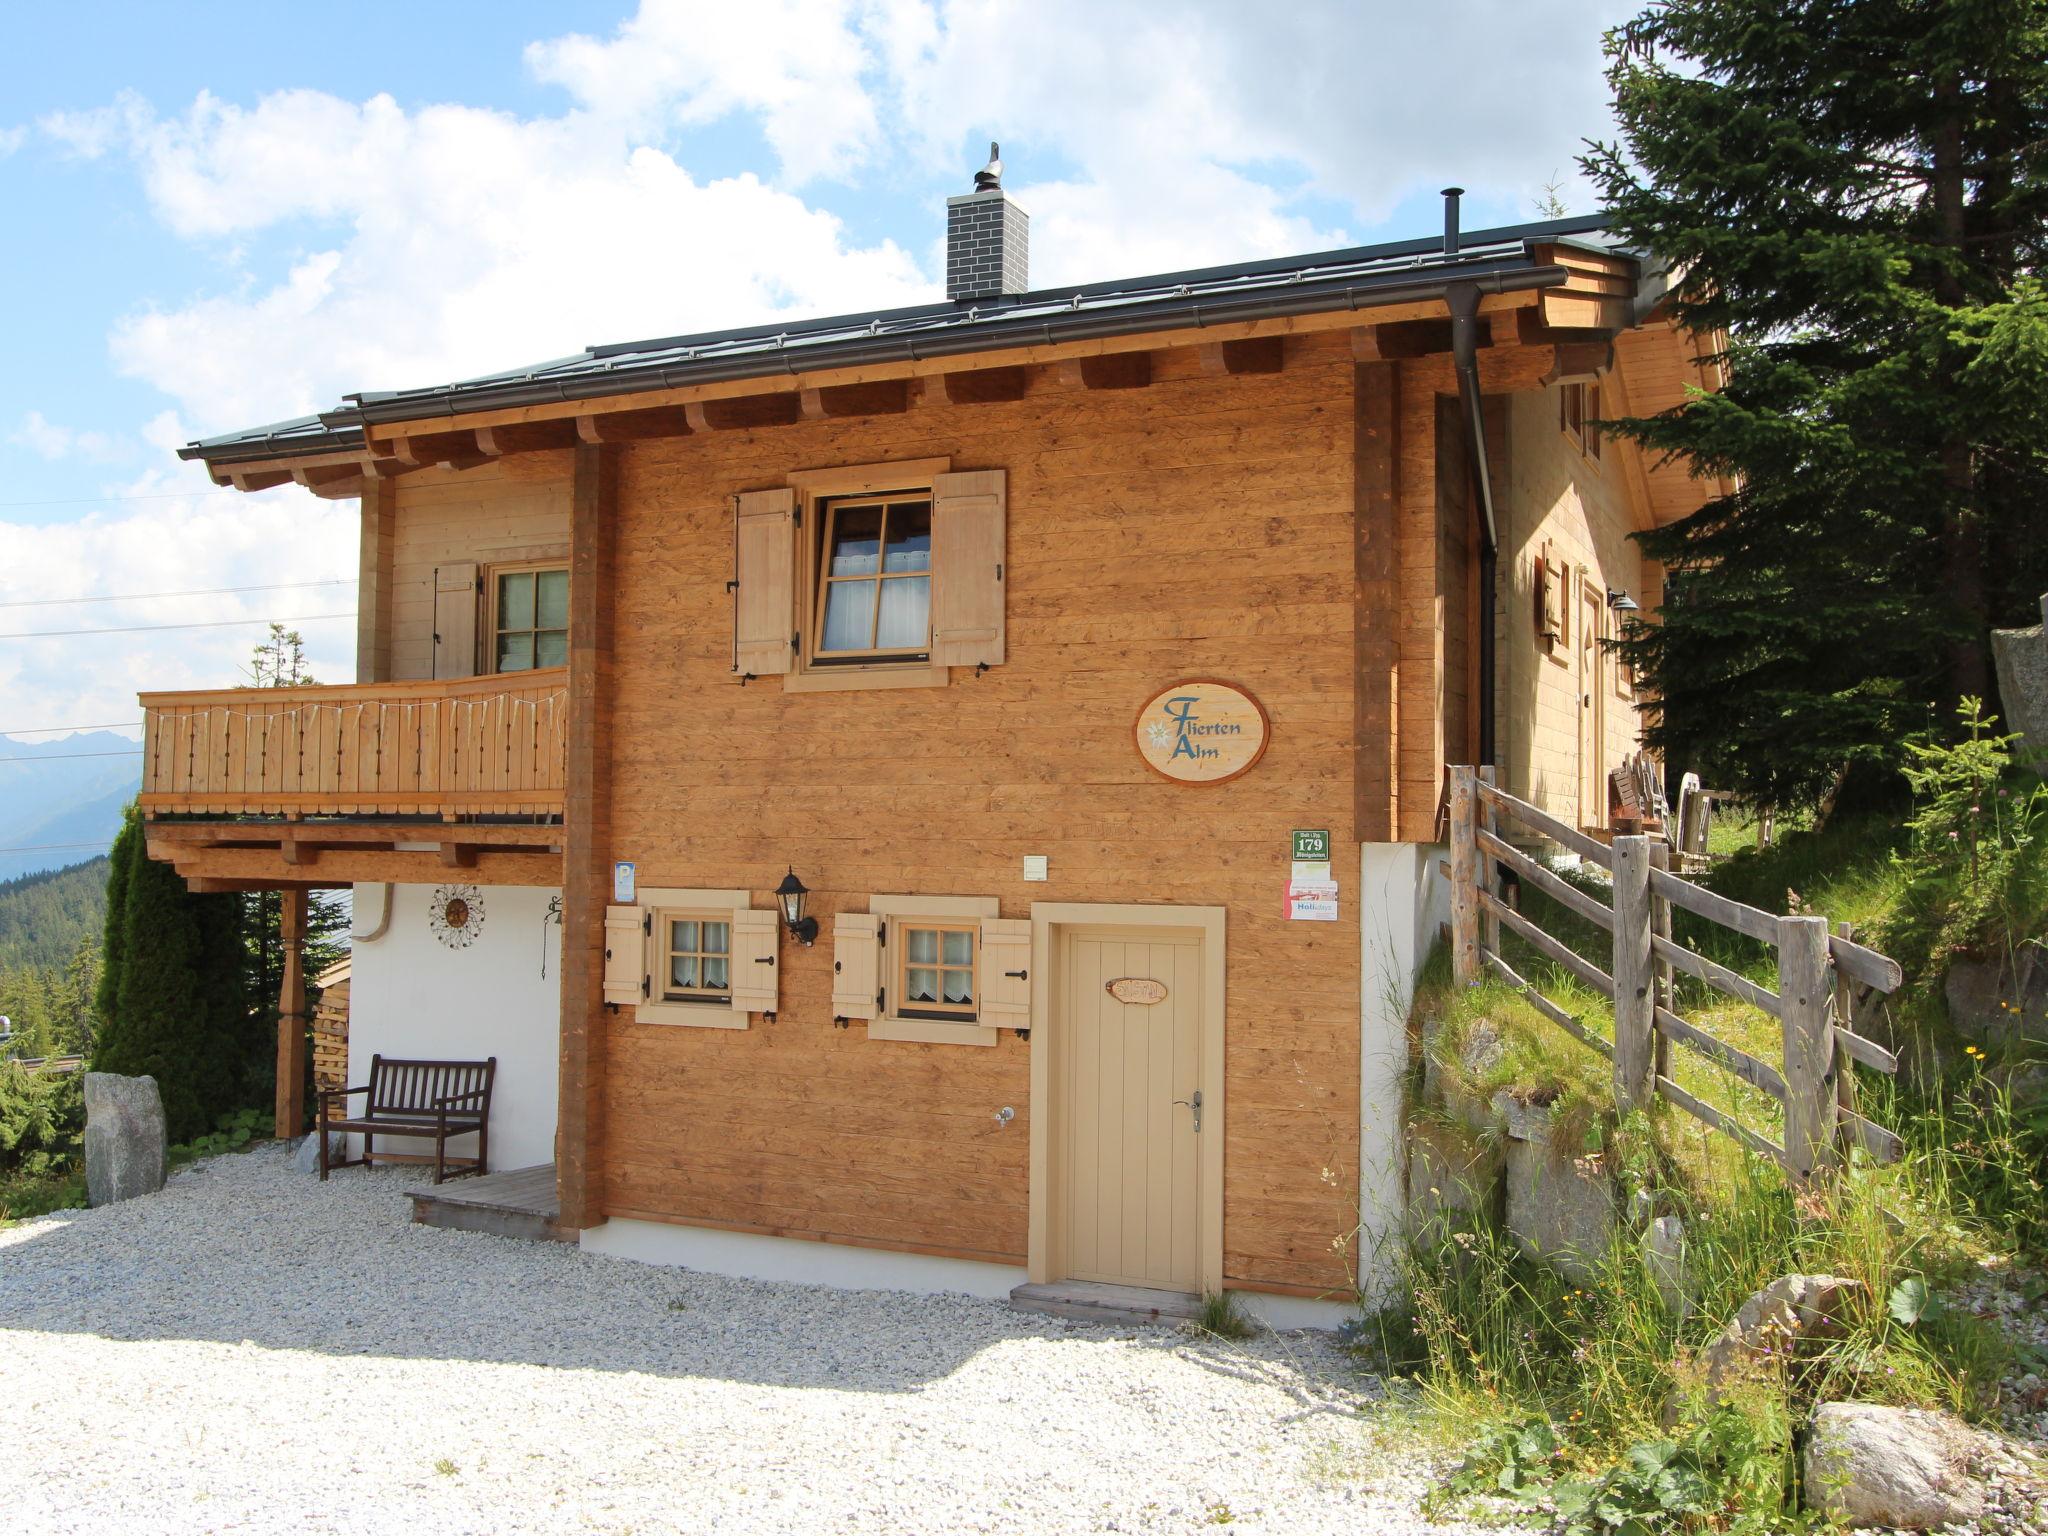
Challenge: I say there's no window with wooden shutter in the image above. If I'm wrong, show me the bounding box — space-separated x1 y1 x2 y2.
831 912 880 1020
928 469 1006 668
727 909 780 1016
733 488 797 676
603 905 644 1007
433 561 479 679
865 893 1003 1046
979 917 1031 1025
632 887 756 1028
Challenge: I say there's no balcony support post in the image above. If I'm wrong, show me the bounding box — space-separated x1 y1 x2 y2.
558 443 617 1232
275 887 308 1140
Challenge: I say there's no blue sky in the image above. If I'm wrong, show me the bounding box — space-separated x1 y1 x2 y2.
0 0 1634 752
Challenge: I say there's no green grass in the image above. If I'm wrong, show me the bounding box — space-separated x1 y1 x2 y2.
0 1162 85 1226
1196 1290 1257 1340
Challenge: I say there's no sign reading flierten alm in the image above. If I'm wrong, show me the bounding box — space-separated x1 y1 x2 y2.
1133 680 1270 785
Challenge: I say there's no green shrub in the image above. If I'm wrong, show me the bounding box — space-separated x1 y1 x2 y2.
0 1062 83 1179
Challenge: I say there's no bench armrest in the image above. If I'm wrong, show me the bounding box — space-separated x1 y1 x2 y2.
432 1087 490 1108
317 1085 370 1108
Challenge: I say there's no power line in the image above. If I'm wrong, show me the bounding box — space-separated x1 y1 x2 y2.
0 611 356 640
0 750 143 763
0 841 115 855
0 722 142 735
0 488 258 510
0 578 356 609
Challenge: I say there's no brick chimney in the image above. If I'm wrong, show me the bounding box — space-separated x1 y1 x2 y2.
946 141 1029 301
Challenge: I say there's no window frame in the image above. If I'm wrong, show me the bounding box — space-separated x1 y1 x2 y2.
658 912 734 1006
1558 381 1603 468
809 494 936 664
486 560 571 676
894 920 980 1023
637 886 752 1028
786 458 953 693
868 891 1001 1046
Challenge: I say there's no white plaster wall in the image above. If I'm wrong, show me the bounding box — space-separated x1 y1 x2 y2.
346 882 561 1171
1355 842 1450 1302
583 1218 1028 1301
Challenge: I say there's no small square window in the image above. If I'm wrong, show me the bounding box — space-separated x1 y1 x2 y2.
662 915 731 1003
493 565 569 672
898 923 978 1021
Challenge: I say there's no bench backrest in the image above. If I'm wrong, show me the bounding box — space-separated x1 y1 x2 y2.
365 1055 496 1117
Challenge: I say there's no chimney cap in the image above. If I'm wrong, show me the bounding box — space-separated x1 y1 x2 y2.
974 141 1003 192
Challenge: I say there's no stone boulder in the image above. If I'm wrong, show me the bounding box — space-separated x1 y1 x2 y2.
1700 1274 1861 1399
1991 598 2048 768
1405 1118 1502 1241
1804 1402 1989 1530
82 1072 166 1207
291 1129 347 1174
1498 1096 1613 1285
1946 947 2048 1053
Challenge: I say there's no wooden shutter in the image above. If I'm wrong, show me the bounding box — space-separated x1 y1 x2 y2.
603 905 644 1007
928 469 1006 668
727 908 780 1015
979 917 1031 1023
434 561 479 679
733 488 797 676
831 911 880 1020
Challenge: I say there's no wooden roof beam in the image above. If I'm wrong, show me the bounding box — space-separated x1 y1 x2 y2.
475 419 583 456
575 405 694 444
940 366 1030 405
1060 352 1152 390
389 430 491 470
798 379 911 420
228 467 295 493
683 393 805 431
290 462 366 500
440 842 477 868
1199 337 1285 376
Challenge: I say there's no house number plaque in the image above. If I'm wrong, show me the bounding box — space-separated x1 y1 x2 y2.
1133 679 1270 785
1105 977 1168 1005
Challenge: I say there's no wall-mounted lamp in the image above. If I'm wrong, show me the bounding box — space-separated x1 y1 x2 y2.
1606 589 1640 613
775 868 819 947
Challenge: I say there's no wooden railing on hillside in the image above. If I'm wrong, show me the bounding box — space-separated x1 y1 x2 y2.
1447 765 1905 1187
139 669 569 820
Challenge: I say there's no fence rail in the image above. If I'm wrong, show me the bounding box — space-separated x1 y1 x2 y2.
139 668 569 820
1449 766 1903 1186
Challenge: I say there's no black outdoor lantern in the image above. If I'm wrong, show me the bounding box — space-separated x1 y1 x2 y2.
775 868 818 946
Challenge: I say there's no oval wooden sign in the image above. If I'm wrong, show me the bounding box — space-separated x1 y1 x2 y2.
1133 679 1270 785
1106 977 1168 1006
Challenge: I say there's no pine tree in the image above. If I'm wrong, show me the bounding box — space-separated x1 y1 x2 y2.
90 806 256 1142
1588 0 2048 807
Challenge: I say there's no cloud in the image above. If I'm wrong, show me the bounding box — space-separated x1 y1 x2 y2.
526 0 882 185
0 125 24 158
11 411 123 462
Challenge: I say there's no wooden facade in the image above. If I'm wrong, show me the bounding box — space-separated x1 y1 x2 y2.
149 241 1715 1299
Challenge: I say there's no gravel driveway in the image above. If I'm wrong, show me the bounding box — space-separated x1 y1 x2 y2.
0 1144 1487 1536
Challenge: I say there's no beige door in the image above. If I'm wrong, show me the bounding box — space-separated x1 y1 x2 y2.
1578 578 1606 828
1058 927 1203 1292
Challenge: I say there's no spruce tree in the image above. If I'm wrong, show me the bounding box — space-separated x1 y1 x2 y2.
1588 0 2048 807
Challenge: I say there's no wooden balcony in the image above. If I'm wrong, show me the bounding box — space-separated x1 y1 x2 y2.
138 669 568 891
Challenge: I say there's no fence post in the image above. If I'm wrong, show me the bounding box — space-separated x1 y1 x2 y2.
1611 835 1656 1114
1832 919 1859 1144
1648 838 1674 1083
1449 766 1480 986
1477 765 1501 959
1779 914 1838 1186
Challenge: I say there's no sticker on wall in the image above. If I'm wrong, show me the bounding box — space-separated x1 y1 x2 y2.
1105 977 1169 1006
1286 880 1339 922
1133 679 1270 785
428 884 485 950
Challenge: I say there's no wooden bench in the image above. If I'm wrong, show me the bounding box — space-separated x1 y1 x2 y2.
317 1055 496 1184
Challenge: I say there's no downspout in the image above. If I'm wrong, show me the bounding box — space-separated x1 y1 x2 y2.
1441 189 1500 769
350 883 395 943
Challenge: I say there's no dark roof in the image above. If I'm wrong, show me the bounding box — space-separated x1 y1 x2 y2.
184 212 1619 464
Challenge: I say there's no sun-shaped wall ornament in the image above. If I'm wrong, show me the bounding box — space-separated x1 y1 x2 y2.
427 884 485 949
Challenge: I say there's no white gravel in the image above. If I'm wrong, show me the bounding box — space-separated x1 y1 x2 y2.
0 1144 1489 1536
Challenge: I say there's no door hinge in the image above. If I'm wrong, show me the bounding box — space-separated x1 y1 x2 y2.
876 988 885 1010
793 506 803 529
643 912 652 936
641 975 651 999
876 920 886 944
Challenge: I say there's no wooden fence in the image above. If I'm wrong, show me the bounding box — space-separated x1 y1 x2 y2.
139 668 569 820
1447 765 1905 1186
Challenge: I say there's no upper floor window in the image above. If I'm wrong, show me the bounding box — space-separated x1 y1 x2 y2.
898 922 977 1021
1559 381 1602 464
813 496 933 661
493 564 568 672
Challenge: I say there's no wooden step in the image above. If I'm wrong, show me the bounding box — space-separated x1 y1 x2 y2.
1009 1280 1202 1327
406 1163 571 1244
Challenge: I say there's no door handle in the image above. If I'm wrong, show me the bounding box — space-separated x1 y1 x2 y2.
1173 1088 1203 1133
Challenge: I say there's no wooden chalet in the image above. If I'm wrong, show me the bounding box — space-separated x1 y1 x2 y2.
150 170 1719 1323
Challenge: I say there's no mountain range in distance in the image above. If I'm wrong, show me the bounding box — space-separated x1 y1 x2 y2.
0 732 141 883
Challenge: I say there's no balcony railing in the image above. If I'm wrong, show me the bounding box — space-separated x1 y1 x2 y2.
140 668 569 820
